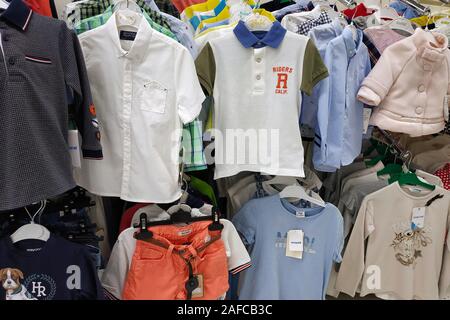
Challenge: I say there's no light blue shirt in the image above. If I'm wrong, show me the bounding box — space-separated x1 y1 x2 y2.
273 1 310 20
300 19 343 137
145 0 198 58
232 195 343 300
313 26 371 172
389 1 420 19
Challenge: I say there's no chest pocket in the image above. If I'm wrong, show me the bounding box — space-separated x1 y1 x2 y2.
141 80 168 114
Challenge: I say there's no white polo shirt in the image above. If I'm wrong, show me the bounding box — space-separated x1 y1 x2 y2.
75 11 205 203
195 21 328 179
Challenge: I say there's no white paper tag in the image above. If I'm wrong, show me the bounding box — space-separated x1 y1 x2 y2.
191 274 204 299
287 230 304 252
444 95 449 122
68 130 81 168
411 207 426 230
363 107 372 134
295 210 305 218
285 229 303 259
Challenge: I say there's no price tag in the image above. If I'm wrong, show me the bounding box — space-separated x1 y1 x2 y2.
411 207 426 230
286 230 304 259
191 274 204 299
68 130 81 168
363 107 372 134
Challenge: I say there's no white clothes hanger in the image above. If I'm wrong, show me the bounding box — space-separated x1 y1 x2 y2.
383 15 415 34
10 201 51 243
279 185 326 207
113 0 143 29
0 0 9 10
263 175 300 187
244 12 273 31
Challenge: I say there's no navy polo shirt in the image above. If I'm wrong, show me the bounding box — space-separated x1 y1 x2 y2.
0 0 103 211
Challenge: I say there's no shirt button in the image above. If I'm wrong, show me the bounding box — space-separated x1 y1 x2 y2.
8 57 15 65
415 106 423 114
418 84 425 92
256 57 262 63
256 74 261 80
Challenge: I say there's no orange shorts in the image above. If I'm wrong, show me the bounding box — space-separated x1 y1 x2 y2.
122 221 229 300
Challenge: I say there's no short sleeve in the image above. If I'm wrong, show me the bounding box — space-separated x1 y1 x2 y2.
232 200 258 246
220 219 252 274
195 42 216 97
300 39 329 96
175 47 205 124
101 228 136 300
60 24 103 159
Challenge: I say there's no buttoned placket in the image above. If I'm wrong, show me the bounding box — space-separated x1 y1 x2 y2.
121 54 133 198
416 61 433 135
252 47 266 95
342 34 357 166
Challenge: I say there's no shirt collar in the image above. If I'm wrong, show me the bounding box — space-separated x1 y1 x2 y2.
342 26 362 58
106 11 152 62
0 0 33 31
233 20 287 49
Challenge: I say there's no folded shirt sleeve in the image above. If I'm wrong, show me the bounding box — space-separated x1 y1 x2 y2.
357 42 413 107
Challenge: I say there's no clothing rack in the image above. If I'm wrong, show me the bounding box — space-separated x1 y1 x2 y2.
399 0 431 15
376 128 413 164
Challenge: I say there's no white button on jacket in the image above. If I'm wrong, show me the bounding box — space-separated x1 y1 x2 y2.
75 11 205 203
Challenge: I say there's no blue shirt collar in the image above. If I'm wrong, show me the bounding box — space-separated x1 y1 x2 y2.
233 20 287 49
0 0 33 31
342 26 362 58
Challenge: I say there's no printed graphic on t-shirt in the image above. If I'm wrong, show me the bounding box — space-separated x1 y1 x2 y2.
391 223 432 267
1 265 82 300
0 268 37 300
275 232 316 254
273 66 293 95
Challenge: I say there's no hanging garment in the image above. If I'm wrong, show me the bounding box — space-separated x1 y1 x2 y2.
102 219 251 299
24 0 57 17
336 182 450 300
313 26 371 172
342 3 375 20
65 0 172 30
0 0 102 211
363 27 406 67
300 18 343 137
435 163 450 190
358 28 450 137
195 21 328 179
122 221 228 300
232 194 343 299
0 235 104 300
74 12 205 203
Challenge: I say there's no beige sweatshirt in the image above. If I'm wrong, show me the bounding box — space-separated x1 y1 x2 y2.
336 182 450 300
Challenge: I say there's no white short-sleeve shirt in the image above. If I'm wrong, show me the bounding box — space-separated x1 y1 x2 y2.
75 11 205 203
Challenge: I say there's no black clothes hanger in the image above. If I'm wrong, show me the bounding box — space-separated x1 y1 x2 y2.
134 207 223 240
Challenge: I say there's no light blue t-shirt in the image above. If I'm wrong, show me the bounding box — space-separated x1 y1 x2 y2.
232 194 343 300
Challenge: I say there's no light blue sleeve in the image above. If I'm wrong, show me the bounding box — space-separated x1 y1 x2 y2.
334 211 345 263
312 41 334 171
232 200 257 246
